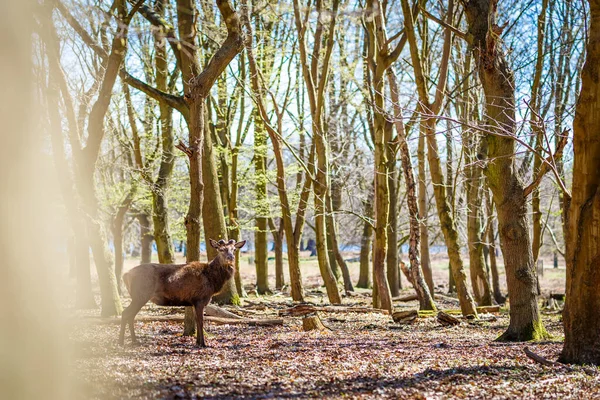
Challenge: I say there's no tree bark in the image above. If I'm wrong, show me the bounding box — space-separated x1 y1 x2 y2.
202 123 240 305
486 198 505 304
357 191 374 289
269 218 285 290
560 0 600 365
326 196 354 293
137 213 153 264
386 141 400 297
464 0 548 340
388 71 436 311
253 108 270 294
417 124 434 293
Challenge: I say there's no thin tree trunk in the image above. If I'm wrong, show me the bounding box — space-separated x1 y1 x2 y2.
269 218 285 290
137 213 153 264
254 109 270 294
152 2 176 265
386 147 400 297
111 195 133 295
418 124 434 293
486 199 505 304
326 196 354 293
466 168 492 306
202 123 239 305
388 68 436 311
243 0 305 301
357 192 374 289
176 0 244 336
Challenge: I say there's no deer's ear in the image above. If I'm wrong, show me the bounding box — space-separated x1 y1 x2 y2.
209 239 219 249
234 240 246 249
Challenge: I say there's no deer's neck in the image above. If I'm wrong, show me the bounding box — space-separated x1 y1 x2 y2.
206 258 234 292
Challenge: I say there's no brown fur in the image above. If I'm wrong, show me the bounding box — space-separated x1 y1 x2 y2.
118 239 245 347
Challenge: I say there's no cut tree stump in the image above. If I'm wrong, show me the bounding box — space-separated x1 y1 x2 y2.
302 315 328 331
392 310 418 324
437 311 461 326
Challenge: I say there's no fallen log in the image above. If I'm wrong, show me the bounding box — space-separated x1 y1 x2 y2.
279 304 389 317
524 347 561 367
205 316 283 326
205 304 244 319
476 305 501 314
437 311 461 327
392 310 418 324
75 315 283 326
393 294 460 305
435 294 461 304
393 294 418 302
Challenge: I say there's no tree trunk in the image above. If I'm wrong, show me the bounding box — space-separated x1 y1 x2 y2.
561 0 600 364
464 0 548 340
424 118 477 317
466 159 492 306
111 201 131 296
386 150 400 297
357 192 373 289
314 188 342 304
152 10 176 265
254 109 270 294
137 213 153 264
202 122 239 305
152 191 175 264
269 218 285 290
388 69 436 311
44 33 96 309
487 206 505 304
326 214 341 280
417 124 434 293
244 0 304 301
326 196 354 293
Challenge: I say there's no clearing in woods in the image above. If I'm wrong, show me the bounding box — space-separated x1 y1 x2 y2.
69 254 598 399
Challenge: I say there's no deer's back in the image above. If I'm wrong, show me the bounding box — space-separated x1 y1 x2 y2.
124 262 211 306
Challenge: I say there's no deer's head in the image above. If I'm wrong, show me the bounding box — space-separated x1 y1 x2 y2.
209 238 246 265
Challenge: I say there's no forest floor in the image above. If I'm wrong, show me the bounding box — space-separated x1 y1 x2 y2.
68 253 598 399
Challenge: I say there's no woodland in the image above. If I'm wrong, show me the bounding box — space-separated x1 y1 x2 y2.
2 0 600 398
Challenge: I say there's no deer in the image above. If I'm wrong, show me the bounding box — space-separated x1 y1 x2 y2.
118 238 246 347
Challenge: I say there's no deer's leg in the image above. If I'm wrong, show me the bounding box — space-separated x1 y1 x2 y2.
121 299 146 345
194 301 208 347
